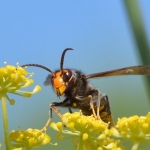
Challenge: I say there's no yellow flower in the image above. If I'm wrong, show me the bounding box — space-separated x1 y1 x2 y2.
0 63 41 104
9 128 50 149
113 112 150 150
50 112 121 150
0 63 41 150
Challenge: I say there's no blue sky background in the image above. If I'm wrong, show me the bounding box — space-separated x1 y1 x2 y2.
0 1 150 150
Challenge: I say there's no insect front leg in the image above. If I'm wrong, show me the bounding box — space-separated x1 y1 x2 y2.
50 97 71 118
41 98 70 132
51 97 73 113
41 108 52 132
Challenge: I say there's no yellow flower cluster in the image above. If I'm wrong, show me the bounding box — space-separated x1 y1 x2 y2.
0 63 41 104
9 128 50 149
51 112 121 150
50 111 150 150
113 112 150 150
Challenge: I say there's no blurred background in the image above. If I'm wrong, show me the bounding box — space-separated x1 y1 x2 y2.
0 1 150 149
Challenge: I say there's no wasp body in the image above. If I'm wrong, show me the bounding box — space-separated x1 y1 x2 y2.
22 48 150 127
48 68 112 124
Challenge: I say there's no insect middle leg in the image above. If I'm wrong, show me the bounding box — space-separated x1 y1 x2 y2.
88 90 114 127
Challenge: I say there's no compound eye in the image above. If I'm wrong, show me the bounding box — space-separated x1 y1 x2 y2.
63 70 72 82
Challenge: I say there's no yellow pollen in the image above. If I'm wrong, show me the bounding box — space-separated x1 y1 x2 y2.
73 103 77 106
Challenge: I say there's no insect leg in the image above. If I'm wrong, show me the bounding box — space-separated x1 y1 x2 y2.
96 90 101 119
40 108 52 132
75 94 98 118
41 103 65 132
75 94 102 119
88 95 97 118
50 103 63 118
51 97 73 113
68 107 73 113
41 99 70 132
88 89 103 120
51 97 70 107
50 97 72 118
100 94 115 127
88 89 111 125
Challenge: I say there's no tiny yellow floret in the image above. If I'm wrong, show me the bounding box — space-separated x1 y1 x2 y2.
82 133 88 141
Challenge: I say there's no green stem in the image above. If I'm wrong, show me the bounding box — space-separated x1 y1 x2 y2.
1 95 11 150
124 0 150 100
77 137 83 150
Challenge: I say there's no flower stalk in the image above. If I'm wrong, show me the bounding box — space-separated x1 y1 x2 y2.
1 94 11 150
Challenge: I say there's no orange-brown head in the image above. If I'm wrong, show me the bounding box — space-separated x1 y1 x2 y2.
51 69 72 96
21 48 73 97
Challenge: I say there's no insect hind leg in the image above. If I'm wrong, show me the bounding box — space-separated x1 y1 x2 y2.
100 94 115 127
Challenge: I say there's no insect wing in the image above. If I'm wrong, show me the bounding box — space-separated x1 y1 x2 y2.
86 65 150 79
44 74 51 86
